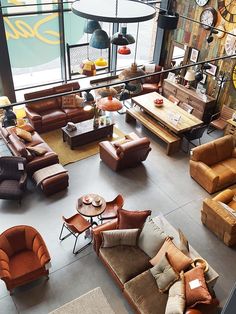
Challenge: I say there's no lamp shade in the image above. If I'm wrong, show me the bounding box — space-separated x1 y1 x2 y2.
84 20 101 34
90 29 110 49
80 59 96 76
119 63 145 80
158 11 179 30
111 33 129 46
95 57 108 66
184 69 195 82
0 96 10 106
13 105 26 119
97 95 123 111
97 87 118 98
118 46 131 55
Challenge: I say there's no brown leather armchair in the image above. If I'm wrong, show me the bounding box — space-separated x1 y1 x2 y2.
190 135 236 193
141 65 163 95
0 156 27 203
0 225 51 294
99 133 151 171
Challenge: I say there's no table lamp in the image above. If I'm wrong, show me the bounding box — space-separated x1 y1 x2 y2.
184 69 195 89
13 105 26 127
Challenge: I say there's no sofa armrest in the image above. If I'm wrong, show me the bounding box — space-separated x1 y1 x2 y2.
212 189 234 203
25 107 42 121
190 160 219 194
92 219 118 255
19 172 27 189
0 249 11 280
232 147 236 158
118 138 150 154
32 234 51 267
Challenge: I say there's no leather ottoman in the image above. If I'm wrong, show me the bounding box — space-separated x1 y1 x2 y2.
41 172 69 196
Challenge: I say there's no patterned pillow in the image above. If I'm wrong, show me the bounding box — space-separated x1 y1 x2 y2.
184 266 212 308
27 146 47 156
150 237 193 272
117 209 151 229
101 229 140 248
61 94 83 108
150 253 179 293
138 217 167 258
15 127 32 142
165 271 185 314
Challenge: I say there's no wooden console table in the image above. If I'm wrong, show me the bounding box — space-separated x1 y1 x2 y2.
163 79 216 123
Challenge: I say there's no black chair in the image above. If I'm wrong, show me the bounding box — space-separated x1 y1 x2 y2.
0 156 27 204
182 124 207 153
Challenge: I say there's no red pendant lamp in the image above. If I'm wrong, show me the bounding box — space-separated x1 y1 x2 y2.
97 95 123 111
118 46 131 55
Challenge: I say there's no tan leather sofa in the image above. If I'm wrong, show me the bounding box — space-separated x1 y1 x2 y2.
0 125 59 175
190 135 236 194
99 132 151 171
202 188 236 246
24 82 94 133
92 218 218 314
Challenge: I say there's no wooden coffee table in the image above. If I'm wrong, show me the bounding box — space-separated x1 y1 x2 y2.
62 119 114 149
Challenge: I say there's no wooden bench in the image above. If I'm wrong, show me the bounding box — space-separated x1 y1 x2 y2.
126 108 181 155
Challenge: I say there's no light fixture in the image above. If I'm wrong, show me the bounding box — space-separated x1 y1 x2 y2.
118 46 131 55
207 27 219 44
79 59 96 76
184 69 196 89
158 10 179 30
111 23 135 46
90 29 110 49
95 57 108 66
96 86 118 98
119 63 145 95
84 19 101 34
13 105 26 127
97 95 123 111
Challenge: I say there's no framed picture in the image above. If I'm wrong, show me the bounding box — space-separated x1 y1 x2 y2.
190 48 199 63
200 73 207 84
205 63 218 76
167 72 176 82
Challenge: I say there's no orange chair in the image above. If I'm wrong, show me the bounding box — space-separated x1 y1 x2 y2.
0 225 50 294
168 95 180 105
59 213 92 254
178 102 194 114
99 194 124 222
207 105 235 134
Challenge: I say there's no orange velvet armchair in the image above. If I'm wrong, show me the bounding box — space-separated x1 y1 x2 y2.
0 225 51 294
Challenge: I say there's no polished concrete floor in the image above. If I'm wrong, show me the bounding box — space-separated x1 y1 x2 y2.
0 113 235 313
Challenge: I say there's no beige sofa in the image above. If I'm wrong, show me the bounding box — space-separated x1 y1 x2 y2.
190 135 236 194
93 216 219 314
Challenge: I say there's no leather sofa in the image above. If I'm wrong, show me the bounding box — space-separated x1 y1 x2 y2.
190 135 236 194
0 125 59 175
99 132 151 171
202 188 236 246
92 218 219 314
24 82 94 133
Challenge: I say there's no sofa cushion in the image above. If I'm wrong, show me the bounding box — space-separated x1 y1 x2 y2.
117 209 151 229
27 146 47 156
124 270 168 314
150 237 193 272
211 163 236 187
214 135 235 162
61 94 84 109
100 245 151 284
184 266 212 308
165 271 185 314
101 229 140 248
138 217 167 258
41 110 66 124
222 158 236 174
15 128 32 142
150 253 179 293
218 201 236 218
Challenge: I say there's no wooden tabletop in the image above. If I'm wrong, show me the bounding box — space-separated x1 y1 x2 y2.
76 193 106 217
132 92 203 134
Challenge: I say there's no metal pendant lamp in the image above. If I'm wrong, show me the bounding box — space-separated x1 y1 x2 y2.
90 29 110 49
95 57 108 66
97 95 123 111
111 24 135 46
118 46 131 55
84 19 101 34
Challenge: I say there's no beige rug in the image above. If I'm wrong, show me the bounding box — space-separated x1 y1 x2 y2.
48 287 115 314
41 126 124 166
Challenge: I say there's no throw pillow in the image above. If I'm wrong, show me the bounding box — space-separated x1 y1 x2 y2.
150 237 193 272
184 266 212 308
101 229 140 248
27 146 47 156
117 209 151 229
165 271 185 314
62 94 83 109
218 201 236 218
150 253 179 293
15 127 32 142
19 123 34 133
178 229 190 255
138 217 167 258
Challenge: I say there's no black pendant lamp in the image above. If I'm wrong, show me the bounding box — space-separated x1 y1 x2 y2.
158 10 179 30
111 24 135 46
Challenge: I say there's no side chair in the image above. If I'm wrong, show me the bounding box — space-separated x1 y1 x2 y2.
182 124 207 153
178 102 194 114
99 194 124 222
59 213 92 254
168 95 180 105
207 105 234 134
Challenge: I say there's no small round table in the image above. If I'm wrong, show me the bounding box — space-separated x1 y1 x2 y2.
76 193 106 226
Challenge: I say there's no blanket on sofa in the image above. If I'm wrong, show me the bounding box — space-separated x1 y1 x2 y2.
33 163 67 185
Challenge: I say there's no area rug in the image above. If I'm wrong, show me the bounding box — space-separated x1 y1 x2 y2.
41 126 124 166
48 287 115 314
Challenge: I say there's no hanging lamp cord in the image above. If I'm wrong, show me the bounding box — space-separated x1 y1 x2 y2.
115 0 118 17
86 19 89 59
134 22 139 64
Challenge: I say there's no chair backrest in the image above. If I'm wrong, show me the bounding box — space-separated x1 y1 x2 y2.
168 95 180 105
188 124 207 140
179 102 194 114
220 105 235 121
0 156 26 181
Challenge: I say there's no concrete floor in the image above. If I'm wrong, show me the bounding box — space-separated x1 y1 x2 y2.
0 112 235 313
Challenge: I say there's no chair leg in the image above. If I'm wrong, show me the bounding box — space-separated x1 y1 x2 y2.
59 223 73 241
207 125 214 134
73 232 92 255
